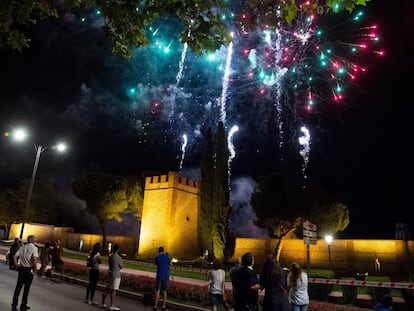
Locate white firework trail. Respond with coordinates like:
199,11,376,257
175,42,188,87
179,134,188,172
273,7,286,161
260,5,289,163
172,30,190,119
298,125,311,185
227,125,239,189
219,39,234,125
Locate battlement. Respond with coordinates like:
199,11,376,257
139,171,201,259
145,171,200,194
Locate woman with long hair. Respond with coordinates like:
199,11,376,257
38,240,52,278
287,262,309,311
208,259,227,311
84,242,102,305
259,255,290,311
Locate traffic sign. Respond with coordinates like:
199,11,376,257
303,237,317,245
303,221,317,245
303,229,317,238
303,221,317,231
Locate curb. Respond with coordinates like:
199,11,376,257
54,273,210,311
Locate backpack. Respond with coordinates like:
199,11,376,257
86,255,94,268
142,290,155,306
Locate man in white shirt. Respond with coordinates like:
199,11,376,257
11,235,39,311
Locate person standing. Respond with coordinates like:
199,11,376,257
11,235,39,311
287,262,309,311
8,238,22,270
229,257,242,299
208,259,227,311
229,257,242,281
373,295,393,311
85,242,102,305
50,240,64,273
232,252,260,311
101,243,123,311
38,240,52,278
259,255,290,311
153,246,171,311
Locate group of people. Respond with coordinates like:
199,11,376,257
210,252,394,311
10,236,169,311
9,239,392,311
37,240,64,278
83,242,123,311
84,243,171,311
10,235,65,310
207,252,309,311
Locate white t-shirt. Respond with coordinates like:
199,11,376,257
288,271,309,305
16,243,39,268
208,268,225,295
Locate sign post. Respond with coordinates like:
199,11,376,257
303,220,317,271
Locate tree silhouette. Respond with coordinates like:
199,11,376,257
72,172,142,253
252,171,349,260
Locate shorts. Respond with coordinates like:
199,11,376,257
107,274,121,290
209,293,223,306
155,277,169,291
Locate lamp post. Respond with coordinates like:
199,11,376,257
325,234,333,270
9,128,67,239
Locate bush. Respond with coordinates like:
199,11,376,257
365,276,390,304
341,278,357,304
308,269,335,301
61,260,210,305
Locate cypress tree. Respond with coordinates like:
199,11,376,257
199,122,230,260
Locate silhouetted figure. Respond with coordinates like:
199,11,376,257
232,252,260,311
9,238,22,270
50,240,64,273
374,295,393,311
38,240,52,278
229,257,242,302
259,254,290,311
153,246,171,311
85,242,102,305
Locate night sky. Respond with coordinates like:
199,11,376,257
0,0,412,238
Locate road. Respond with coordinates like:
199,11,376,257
0,262,164,311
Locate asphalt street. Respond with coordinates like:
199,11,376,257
0,260,177,311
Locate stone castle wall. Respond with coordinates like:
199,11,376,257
137,171,200,260
8,171,413,278
233,238,414,277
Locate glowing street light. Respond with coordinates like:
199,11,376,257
325,234,333,270
8,128,67,239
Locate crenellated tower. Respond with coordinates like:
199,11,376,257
138,171,200,260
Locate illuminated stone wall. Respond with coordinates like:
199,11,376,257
233,238,414,277
65,233,139,254
8,222,54,242
138,171,200,260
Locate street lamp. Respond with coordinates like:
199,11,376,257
325,234,333,270
9,128,67,239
